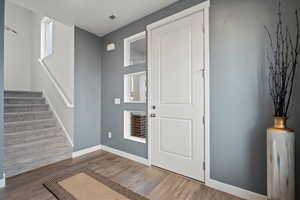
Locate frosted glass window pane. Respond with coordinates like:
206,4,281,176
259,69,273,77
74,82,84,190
130,38,146,65
45,22,53,57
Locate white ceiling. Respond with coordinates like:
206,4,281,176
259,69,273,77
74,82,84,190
8,0,179,37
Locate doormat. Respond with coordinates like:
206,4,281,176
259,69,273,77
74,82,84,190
43,169,149,200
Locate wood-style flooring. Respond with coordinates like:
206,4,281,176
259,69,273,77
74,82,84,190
0,150,243,200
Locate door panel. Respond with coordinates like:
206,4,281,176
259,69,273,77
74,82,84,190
150,10,205,181
160,25,192,104
160,118,192,159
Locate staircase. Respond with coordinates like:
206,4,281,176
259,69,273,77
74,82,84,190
4,90,72,177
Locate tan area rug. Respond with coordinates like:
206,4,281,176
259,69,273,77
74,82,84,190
43,169,149,200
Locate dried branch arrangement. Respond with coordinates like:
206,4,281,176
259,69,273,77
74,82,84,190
265,3,300,117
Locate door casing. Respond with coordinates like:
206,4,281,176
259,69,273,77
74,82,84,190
146,1,210,183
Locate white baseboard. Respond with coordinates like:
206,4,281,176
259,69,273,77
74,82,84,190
101,145,150,166
206,178,267,200
72,145,102,158
0,173,5,188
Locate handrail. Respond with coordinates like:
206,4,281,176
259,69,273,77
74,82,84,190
38,59,74,108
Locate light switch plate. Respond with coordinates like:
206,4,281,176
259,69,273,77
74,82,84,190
114,98,121,104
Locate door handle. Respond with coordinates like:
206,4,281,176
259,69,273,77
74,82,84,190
150,113,156,118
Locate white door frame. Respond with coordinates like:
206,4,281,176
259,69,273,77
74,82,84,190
146,0,210,183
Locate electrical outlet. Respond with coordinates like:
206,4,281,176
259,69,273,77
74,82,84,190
108,132,112,138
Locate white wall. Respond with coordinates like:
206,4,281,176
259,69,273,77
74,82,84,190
43,20,74,104
31,13,74,142
4,2,33,90
4,2,74,143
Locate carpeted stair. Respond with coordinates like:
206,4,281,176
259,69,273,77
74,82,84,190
4,90,72,177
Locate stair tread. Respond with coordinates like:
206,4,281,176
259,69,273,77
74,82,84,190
5,150,72,167
5,90,42,93
5,138,71,155
5,119,57,134
5,104,48,107
5,97,45,100
5,130,60,145
5,141,71,163
5,118,56,126
5,111,52,115
5,151,71,177
5,134,70,151
5,104,49,113
5,105,49,112
5,137,71,156
5,111,53,123
4,91,43,98
5,147,71,172
5,126,60,136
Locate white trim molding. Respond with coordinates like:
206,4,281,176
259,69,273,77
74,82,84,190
146,0,210,31
203,1,211,184
72,145,102,158
43,91,74,147
123,110,146,144
40,17,54,59
101,145,150,166
0,173,5,188
124,31,146,67
38,59,74,108
124,71,147,104
206,179,267,200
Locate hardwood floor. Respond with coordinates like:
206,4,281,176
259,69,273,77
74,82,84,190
0,150,243,200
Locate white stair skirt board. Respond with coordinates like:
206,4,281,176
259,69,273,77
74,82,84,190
206,179,267,200
43,91,73,147
101,145,150,166
72,145,102,158
0,174,5,188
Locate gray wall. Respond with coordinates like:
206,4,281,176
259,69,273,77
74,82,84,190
101,0,211,162
210,0,300,196
101,0,300,196
101,45,147,158
74,27,102,151
0,0,4,180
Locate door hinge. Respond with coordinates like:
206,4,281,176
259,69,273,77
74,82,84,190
202,116,205,124
203,25,205,34
203,162,206,170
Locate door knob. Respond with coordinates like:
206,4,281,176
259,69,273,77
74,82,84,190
150,113,156,118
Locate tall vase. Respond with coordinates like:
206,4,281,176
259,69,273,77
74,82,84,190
267,117,295,200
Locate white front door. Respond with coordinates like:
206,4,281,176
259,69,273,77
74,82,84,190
149,9,205,181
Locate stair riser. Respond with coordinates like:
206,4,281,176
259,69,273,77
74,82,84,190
5,120,57,133
5,91,42,98
5,112,53,123
5,151,71,177
5,129,60,146
5,105,49,113
5,98,45,105
5,138,70,160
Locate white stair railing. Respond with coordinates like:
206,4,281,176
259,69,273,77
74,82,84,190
38,59,74,108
